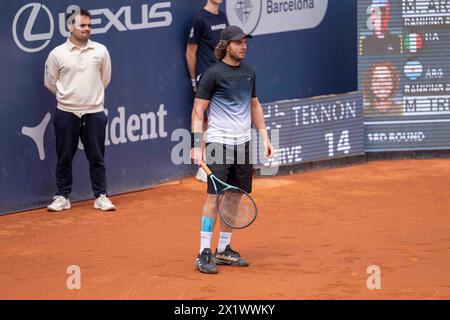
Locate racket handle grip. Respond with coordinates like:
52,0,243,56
200,163,212,176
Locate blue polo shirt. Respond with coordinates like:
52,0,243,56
187,9,228,77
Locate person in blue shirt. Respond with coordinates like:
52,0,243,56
186,0,229,183
186,0,228,92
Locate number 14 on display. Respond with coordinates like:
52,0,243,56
324,130,351,157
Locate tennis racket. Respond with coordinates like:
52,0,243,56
200,163,258,229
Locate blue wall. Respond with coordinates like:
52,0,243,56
247,0,357,101
0,0,357,214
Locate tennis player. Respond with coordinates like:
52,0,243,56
190,26,273,274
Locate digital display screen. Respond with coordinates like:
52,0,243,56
358,0,450,151
253,92,365,171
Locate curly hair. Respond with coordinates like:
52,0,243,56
214,40,230,60
364,62,399,104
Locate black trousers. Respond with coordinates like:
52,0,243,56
53,109,107,198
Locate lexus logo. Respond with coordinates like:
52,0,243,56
12,3,54,53
12,2,174,54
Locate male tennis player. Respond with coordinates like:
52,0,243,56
191,26,273,274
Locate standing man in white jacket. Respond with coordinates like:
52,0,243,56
44,8,115,212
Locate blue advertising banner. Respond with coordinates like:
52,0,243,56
0,0,357,214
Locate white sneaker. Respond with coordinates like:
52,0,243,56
94,194,116,211
195,168,208,183
47,196,71,212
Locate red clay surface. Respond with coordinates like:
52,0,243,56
0,159,449,299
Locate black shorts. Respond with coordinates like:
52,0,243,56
205,142,253,194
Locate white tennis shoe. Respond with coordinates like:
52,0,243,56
94,194,116,211
47,195,71,212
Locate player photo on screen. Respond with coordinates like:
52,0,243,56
363,61,402,117
360,0,402,56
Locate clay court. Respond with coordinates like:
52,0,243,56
0,159,449,300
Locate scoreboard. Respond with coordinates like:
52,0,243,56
253,92,364,173
358,0,450,151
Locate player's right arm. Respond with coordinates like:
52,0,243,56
44,51,58,95
191,68,216,165
190,98,210,165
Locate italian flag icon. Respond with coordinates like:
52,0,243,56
405,33,423,53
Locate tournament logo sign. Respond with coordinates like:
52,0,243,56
404,61,423,80
226,0,262,35
226,0,328,36
405,33,423,53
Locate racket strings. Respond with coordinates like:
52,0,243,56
217,188,256,228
